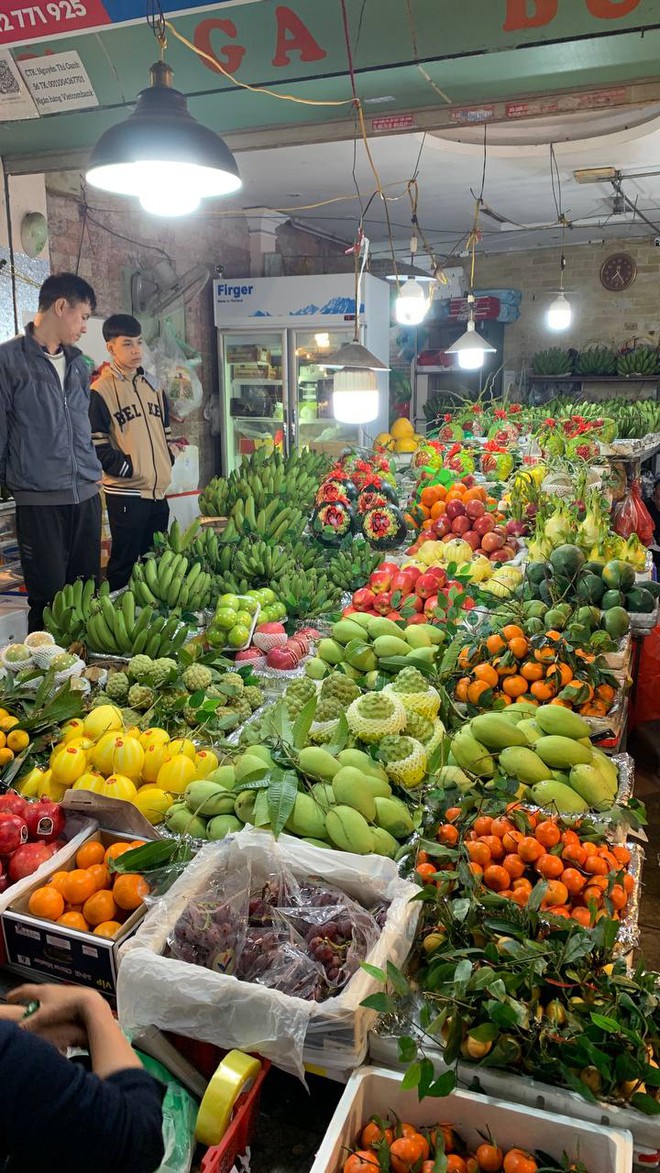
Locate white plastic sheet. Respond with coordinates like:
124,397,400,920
118,829,419,1079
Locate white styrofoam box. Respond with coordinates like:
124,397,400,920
117,830,420,1080
369,1032,658,1153
311,1067,633,1173
0,609,27,645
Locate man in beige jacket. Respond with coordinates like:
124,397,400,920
90,315,175,590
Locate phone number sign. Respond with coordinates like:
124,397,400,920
0,1,260,47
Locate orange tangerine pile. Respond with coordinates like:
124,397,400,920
27,838,150,939
455,626,615,717
344,1115,549,1173
405,478,502,535
422,810,633,926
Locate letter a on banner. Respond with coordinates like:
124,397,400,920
503,0,558,30
271,6,327,67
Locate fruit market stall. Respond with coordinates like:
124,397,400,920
0,426,657,1173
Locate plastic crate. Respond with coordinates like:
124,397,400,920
311,1067,633,1173
200,1060,270,1173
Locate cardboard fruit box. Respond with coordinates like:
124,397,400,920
2,793,159,1000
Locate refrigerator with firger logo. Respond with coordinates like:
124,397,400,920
213,273,390,473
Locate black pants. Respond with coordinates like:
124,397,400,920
105,495,169,592
16,495,102,633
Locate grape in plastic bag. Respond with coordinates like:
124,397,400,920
168,860,250,974
236,927,326,1002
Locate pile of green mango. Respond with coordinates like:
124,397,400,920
445,704,619,813
165,744,418,856
305,614,443,684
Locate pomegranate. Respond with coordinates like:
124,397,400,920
8,841,54,882
0,813,27,856
24,798,65,843
0,793,28,819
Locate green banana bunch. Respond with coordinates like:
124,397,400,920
233,540,289,587
531,348,573,376
573,347,617,376
85,590,191,658
616,346,660,377
129,551,213,612
277,569,341,621
199,448,330,521
43,577,98,646
328,542,383,593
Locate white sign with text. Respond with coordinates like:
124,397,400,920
19,50,98,114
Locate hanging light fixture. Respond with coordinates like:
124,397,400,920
395,277,430,326
546,150,572,331
325,234,389,424
446,297,496,371
86,9,241,217
446,199,496,372
546,219,572,332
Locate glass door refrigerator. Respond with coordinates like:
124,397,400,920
214,273,389,473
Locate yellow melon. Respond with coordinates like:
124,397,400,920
390,417,415,439
395,437,418,453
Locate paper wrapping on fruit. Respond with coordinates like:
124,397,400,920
117,830,419,1079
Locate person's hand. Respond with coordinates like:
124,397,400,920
7,984,104,1051
0,1002,26,1025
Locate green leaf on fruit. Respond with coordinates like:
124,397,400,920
292,696,318,750
267,769,298,838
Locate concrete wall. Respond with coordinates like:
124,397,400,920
472,236,660,375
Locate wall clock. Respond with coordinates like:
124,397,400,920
600,252,637,292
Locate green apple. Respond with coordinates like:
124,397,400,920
214,607,239,630
227,624,250,648
217,594,240,611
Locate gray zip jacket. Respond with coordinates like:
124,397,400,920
0,324,102,506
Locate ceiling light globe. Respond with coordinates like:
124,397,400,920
395,279,429,326
547,293,572,332
458,349,486,371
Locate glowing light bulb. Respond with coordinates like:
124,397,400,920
547,292,572,332
395,279,429,326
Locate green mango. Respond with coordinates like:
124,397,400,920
207,814,243,840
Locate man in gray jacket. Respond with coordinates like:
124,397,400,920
0,273,102,631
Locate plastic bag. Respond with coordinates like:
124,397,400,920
153,322,203,422
136,1051,198,1173
169,858,379,1000
613,479,655,545
168,858,250,974
118,831,421,1080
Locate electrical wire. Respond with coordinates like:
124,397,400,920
165,20,353,107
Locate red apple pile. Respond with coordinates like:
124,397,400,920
409,498,522,563
0,794,66,894
265,630,315,672
344,561,475,624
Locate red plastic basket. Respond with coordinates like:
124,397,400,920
165,1033,270,1173
200,1060,270,1173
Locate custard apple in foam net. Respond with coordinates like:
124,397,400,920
320,672,360,706
404,712,446,755
376,734,428,787
106,671,129,702
346,691,407,744
385,667,440,720
182,664,213,692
